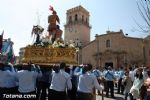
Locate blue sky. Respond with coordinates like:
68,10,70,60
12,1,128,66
0,0,148,55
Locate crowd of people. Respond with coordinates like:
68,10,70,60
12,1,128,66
93,65,150,100
0,62,150,100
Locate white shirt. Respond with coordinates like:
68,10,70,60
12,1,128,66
17,70,42,93
77,72,103,93
129,70,135,82
0,70,17,88
50,69,72,91
93,69,101,78
104,70,114,81
142,71,148,81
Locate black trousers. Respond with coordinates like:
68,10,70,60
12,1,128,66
97,78,101,94
118,78,124,94
68,84,77,100
106,81,114,97
48,89,67,100
129,93,136,100
0,87,5,100
19,91,36,100
76,91,93,100
0,87,18,100
36,81,50,100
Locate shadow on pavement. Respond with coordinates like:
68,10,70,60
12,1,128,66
114,97,124,100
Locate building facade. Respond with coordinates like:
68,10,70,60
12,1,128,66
81,30,150,68
64,5,91,46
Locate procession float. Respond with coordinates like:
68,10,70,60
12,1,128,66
21,6,77,65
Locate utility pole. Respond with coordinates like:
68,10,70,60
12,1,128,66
74,39,82,64
142,39,146,65
95,34,100,67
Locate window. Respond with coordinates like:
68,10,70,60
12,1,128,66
86,17,88,23
75,14,78,21
69,16,72,23
82,15,84,22
106,40,111,48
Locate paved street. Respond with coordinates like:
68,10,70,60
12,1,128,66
96,93,124,100
95,87,125,100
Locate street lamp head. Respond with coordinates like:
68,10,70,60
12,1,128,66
95,34,98,37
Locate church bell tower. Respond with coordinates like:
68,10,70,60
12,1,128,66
64,5,91,47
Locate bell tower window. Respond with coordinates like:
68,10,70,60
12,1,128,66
106,40,111,48
86,17,88,23
69,16,72,23
82,15,84,22
75,14,78,21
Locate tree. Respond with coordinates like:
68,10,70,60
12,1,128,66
136,0,150,33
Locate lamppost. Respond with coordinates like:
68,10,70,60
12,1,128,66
74,39,82,64
124,53,127,67
95,34,100,67
142,39,146,65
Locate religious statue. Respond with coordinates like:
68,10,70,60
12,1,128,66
55,25,63,40
48,10,60,32
31,25,44,45
48,6,63,43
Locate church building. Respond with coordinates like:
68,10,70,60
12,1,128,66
64,5,150,68
82,30,150,68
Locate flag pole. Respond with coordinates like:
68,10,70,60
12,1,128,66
0,30,4,53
